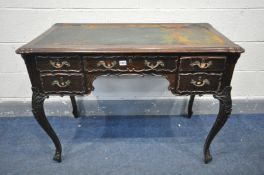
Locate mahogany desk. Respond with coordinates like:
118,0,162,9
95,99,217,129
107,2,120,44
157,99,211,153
16,23,244,163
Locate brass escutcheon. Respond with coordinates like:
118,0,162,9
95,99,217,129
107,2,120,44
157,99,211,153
52,77,71,88
97,60,117,69
144,60,165,69
190,60,212,69
190,77,210,87
50,60,71,69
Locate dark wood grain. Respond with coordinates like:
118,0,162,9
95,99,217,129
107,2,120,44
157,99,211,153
179,56,226,72
36,55,82,72
176,73,223,94
40,73,86,94
83,55,178,72
17,23,244,164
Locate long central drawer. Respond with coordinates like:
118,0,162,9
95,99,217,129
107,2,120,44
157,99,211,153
83,56,178,72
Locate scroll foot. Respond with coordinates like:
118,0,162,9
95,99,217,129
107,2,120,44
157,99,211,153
204,149,212,164
53,150,62,162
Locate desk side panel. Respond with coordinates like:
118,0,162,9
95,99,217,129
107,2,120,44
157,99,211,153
22,54,43,91
220,53,241,90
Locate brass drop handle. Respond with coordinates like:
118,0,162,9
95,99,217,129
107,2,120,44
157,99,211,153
52,78,71,88
190,60,212,69
97,60,117,69
145,60,165,69
50,60,71,69
190,78,210,87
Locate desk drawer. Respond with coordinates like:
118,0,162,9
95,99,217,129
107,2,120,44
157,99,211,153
36,56,82,72
84,56,177,72
179,56,226,72
40,73,85,94
176,73,222,93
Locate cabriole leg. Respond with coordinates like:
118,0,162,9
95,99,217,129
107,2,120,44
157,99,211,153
203,86,232,164
32,87,62,162
70,96,79,118
187,95,195,118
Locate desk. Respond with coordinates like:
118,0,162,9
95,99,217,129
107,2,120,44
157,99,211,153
16,23,244,163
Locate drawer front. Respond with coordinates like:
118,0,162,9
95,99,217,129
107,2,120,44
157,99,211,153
40,73,85,94
179,56,226,72
36,56,82,72
83,56,177,72
176,73,222,93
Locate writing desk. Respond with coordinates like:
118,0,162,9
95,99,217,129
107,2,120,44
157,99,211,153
16,23,244,163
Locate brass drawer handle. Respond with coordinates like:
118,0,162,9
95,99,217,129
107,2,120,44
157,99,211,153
190,78,210,87
144,60,165,69
50,60,71,69
52,78,71,88
97,61,117,69
190,60,212,69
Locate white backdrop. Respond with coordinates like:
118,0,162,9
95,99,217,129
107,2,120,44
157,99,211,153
0,0,263,99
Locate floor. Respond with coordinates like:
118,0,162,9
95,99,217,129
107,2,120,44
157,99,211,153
0,114,264,175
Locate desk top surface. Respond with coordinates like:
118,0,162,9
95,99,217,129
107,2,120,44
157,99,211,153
16,23,244,54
